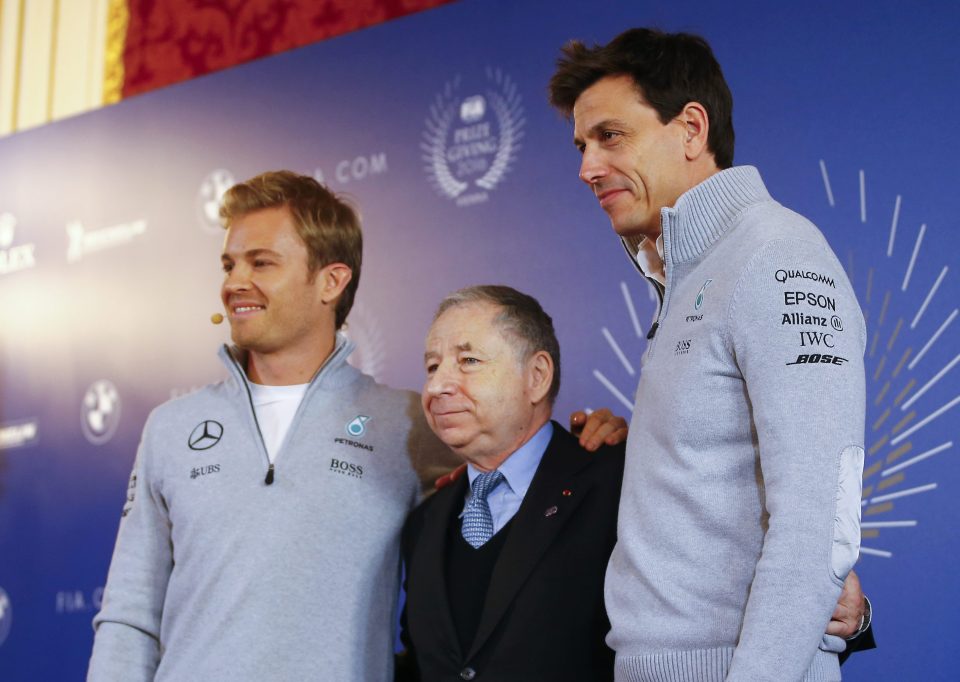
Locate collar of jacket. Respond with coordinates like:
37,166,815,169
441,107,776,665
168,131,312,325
619,165,771,275
217,331,359,394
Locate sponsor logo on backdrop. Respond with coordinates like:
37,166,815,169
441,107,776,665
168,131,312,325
314,153,388,186
55,587,103,614
342,303,386,382
66,219,147,263
188,420,223,451
0,419,39,451
591,162,957,562
197,169,236,234
0,588,11,646
81,380,121,445
0,213,37,276
422,67,525,207
0,587,13,646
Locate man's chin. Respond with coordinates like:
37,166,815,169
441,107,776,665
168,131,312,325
432,425,474,453
610,217,651,239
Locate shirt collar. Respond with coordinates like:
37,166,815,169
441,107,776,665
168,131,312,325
634,234,665,286
466,421,554,498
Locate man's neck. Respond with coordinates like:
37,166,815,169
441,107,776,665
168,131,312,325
468,410,552,473
246,335,337,386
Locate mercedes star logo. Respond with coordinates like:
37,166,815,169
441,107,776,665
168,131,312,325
188,420,223,451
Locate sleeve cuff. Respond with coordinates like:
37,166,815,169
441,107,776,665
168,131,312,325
846,595,872,640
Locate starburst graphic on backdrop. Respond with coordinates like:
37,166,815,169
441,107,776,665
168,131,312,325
820,160,955,559
590,162,956,560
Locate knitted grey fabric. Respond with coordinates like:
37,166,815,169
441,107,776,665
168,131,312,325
605,167,866,682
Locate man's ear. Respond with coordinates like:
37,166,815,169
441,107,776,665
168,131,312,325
678,101,710,161
527,350,555,405
317,263,353,305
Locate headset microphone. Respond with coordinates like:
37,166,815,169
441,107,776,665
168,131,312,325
211,313,224,325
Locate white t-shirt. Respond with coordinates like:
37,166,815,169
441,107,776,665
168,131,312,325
248,382,309,462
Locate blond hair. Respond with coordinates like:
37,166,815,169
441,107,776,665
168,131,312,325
220,170,362,328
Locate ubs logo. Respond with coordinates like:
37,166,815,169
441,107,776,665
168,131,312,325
188,420,223,451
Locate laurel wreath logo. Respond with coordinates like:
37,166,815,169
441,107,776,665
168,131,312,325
422,68,525,204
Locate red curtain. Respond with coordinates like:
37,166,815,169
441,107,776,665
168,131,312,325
122,0,455,98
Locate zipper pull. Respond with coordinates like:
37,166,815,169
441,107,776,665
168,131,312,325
646,321,659,340
265,463,275,485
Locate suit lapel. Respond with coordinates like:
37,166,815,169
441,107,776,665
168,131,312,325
467,425,595,660
410,476,468,662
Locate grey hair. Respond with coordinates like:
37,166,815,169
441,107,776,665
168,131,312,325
434,285,561,403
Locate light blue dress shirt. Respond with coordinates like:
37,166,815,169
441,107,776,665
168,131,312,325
462,421,554,535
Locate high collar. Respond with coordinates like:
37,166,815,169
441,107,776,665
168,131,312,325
621,166,771,273
218,331,359,391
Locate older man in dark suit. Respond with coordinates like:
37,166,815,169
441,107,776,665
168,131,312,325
399,285,624,681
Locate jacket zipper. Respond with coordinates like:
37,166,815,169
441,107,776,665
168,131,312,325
225,340,350,486
227,351,275,485
621,238,669,357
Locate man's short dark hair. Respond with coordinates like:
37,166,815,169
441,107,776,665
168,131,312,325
548,28,734,169
434,285,561,404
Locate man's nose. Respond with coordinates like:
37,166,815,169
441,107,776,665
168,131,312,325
425,363,457,396
222,265,250,294
578,146,608,186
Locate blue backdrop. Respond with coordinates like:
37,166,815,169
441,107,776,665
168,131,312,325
1,0,957,678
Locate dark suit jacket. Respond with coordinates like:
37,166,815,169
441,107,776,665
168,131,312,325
398,423,624,682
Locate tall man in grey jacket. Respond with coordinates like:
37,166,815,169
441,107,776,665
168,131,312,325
549,29,870,681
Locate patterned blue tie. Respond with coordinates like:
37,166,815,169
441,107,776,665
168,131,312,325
461,470,505,548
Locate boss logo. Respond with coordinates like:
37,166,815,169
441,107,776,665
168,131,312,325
330,458,364,479
786,353,848,366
